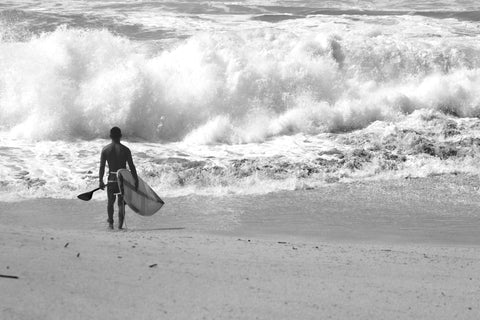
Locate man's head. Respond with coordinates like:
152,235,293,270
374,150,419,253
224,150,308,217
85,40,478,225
110,127,122,141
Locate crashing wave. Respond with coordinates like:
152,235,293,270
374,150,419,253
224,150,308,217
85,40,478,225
1,26,480,143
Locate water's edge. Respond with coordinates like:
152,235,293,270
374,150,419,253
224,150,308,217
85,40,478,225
2,174,479,246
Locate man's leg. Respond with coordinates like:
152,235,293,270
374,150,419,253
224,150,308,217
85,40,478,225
118,195,125,229
107,188,116,229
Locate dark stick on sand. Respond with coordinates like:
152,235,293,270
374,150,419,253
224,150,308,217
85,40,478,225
0,274,19,279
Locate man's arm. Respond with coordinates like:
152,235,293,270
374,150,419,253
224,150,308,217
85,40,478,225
99,150,106,190
127,149,139,189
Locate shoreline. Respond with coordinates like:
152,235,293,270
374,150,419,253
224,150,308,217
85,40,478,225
2,174,480,246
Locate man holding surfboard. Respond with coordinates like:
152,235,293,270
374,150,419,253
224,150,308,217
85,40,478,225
99,127,139,230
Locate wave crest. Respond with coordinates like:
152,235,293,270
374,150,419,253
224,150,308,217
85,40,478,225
1,26,480,143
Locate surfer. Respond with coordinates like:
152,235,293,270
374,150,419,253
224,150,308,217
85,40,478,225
99,127,139,230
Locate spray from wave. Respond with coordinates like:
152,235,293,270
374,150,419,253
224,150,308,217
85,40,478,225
1,25,480,143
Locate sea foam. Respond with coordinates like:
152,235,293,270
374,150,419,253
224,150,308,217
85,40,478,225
1,25,480,143
2,20,480,200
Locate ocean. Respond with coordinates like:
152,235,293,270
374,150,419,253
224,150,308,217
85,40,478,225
2,0,480,201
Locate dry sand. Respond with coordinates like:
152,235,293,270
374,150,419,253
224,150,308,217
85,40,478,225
1,223,479,320
2,177,480,319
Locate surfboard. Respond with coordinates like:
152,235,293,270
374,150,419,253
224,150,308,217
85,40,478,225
116,169,164,216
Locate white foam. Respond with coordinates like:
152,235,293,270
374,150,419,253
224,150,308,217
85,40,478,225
2,8,480,199
2,21,480,143
2,109,480,201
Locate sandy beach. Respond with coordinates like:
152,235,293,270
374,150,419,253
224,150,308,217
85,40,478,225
1,220,479,320
2,176,480,320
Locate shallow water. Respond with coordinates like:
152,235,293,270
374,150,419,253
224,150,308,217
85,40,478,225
2,176,479,245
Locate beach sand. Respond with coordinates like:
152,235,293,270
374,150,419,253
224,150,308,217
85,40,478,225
1,176,480,319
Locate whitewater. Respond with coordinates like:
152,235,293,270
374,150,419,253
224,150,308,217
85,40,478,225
2,0,480,200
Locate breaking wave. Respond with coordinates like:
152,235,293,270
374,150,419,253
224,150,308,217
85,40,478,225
2,107,480,201
1,26,480,143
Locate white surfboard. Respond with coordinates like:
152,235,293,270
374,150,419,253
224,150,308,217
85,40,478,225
117,169,164,216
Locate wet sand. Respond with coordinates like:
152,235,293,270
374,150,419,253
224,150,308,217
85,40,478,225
1,176,480,319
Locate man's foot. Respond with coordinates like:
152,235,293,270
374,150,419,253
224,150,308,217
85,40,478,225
108,223,114,230
118,215,124,230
